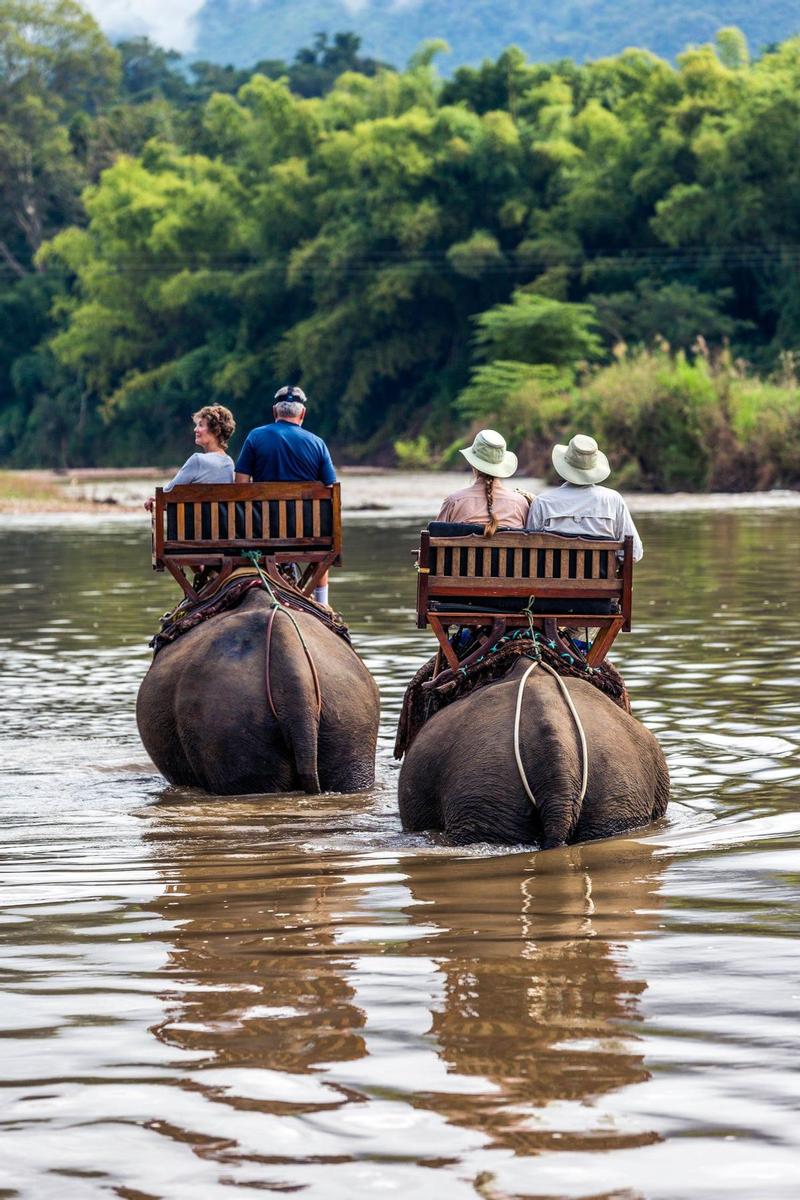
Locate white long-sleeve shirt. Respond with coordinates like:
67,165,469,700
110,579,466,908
525,482,643,561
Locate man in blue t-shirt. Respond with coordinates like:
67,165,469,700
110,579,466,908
235,386,336,487
235,386,337,605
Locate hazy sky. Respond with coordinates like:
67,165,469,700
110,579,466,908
82,1,419,54
83,0,207,52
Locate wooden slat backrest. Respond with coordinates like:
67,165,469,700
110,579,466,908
152,482,341,568
426,532,625,593
417,531,632,621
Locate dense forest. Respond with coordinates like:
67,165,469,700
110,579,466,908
193,0,799,74
3,1,800,488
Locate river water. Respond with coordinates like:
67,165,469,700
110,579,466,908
1,478,799,1199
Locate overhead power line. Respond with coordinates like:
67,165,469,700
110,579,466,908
5,243,800,281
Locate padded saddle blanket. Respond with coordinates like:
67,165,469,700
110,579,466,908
150,565,350,655
394,629,630,760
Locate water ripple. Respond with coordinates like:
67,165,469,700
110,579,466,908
1,508,800,1197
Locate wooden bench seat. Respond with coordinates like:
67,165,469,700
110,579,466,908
415,528,633,669
152,482,341,600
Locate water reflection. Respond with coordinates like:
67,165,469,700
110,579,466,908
148,826,368,1086
135,790,667,1181
398,842,665,1156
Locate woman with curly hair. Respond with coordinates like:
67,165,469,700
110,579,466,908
144,406,236,511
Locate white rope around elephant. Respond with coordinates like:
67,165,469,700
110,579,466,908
512,659,589,809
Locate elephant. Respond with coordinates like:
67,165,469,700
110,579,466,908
398,657,668,847
137,589,380,795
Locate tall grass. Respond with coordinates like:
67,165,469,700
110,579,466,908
445,348,800,490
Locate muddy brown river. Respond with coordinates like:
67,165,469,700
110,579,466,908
1,479,799,1198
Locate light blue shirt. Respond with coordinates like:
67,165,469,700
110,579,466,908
525,483,643,561
163,452,235,491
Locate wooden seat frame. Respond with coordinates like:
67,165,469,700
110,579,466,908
415,530,633,672
152,482,342,601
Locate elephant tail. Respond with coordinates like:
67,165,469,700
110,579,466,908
266,607,323,794
280,703,321,795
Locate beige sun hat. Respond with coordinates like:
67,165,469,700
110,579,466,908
552,434,610,485
460,429,518,478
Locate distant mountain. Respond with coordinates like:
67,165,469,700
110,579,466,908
192,0,800,69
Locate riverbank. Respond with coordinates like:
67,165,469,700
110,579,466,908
0,470,129,514
2,467,800,518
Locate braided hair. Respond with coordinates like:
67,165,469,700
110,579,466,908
481,472,499,537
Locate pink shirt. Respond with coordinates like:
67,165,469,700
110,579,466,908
436,479,530,528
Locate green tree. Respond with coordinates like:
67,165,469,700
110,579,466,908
0,0,119,273
457,292,601,433
287,31,387,98
590,281,747,349
471,290,602,365
7,14,800,477
42,142,253,459
116,37,189,104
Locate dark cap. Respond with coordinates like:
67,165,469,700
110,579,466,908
274,385,307,405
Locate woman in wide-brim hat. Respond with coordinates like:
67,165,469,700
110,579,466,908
436,429,530,534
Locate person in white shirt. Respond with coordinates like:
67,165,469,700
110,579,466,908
525,434,643,561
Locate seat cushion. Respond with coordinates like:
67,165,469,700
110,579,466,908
427,521,522,537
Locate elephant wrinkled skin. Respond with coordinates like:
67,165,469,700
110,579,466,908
137,590,379,795
398,658,668,847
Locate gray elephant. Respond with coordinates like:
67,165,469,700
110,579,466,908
137,590,379,795
398,658,668,847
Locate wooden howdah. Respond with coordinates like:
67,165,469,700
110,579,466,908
152,481,342,600
415,529,633,671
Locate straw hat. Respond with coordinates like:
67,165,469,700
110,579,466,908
460,429,518,478
552,434,610,485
